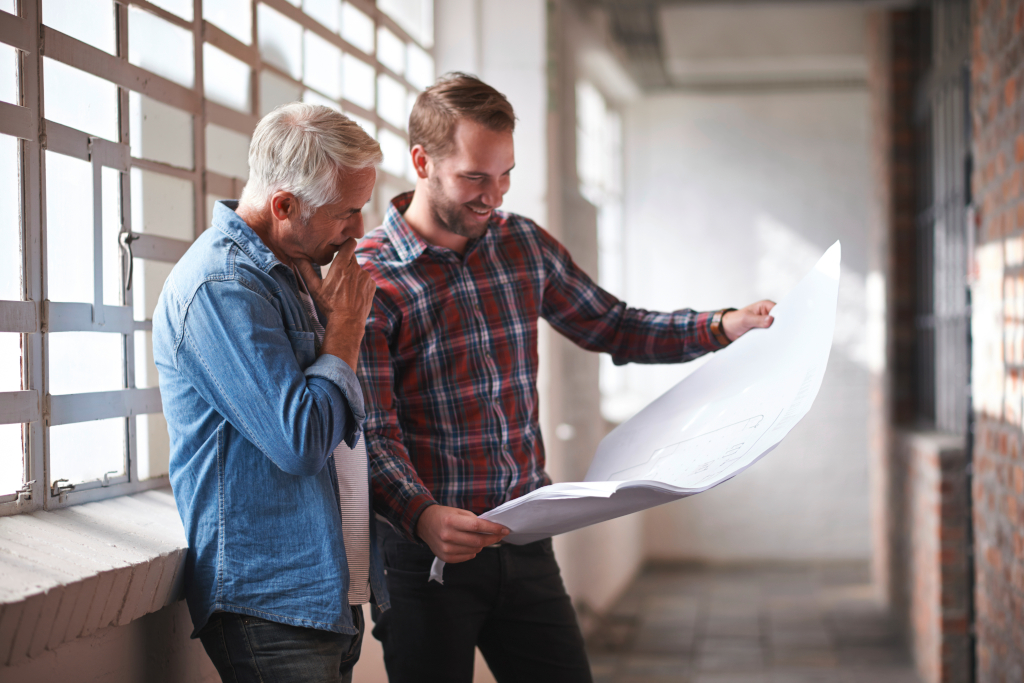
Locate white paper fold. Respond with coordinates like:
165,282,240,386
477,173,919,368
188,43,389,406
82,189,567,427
427,241,841,583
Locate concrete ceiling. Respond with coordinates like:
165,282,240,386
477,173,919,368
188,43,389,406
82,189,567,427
583,0,872,90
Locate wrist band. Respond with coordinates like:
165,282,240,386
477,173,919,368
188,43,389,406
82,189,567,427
714,308,737,346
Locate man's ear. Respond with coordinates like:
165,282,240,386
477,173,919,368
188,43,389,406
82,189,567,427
410,145,431,180
269,192,297,222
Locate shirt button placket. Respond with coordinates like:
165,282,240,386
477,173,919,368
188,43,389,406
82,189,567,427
463,266,514,489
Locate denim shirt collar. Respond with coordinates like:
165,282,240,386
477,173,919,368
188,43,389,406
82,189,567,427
212,200,285,274
212,200,329,288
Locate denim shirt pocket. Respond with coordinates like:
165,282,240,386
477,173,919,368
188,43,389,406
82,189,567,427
286,329,317,369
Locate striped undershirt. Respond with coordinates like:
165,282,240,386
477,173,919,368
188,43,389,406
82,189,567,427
296,279,371,605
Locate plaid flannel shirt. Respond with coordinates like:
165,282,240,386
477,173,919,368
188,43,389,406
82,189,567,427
356,192,732,539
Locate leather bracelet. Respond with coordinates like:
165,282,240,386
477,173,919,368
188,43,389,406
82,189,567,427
713,308,737,346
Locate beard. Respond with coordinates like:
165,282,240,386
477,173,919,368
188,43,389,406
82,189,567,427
428,173,490,240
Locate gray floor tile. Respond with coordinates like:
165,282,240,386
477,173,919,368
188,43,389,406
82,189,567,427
586,563,921,683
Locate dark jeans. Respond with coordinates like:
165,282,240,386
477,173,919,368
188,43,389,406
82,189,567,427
372,525,592,683
198,608,364,683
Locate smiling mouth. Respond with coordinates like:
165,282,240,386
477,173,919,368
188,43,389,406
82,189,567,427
467,206,491,217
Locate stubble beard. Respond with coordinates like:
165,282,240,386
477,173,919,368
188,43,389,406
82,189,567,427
428,173,489,241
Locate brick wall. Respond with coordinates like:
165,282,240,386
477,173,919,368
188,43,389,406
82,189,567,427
899,432,972,683
869,7,978,683
971,0,1024,678
973,422,1024,679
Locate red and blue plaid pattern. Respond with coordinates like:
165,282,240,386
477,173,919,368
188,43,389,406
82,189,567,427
356,192,729,539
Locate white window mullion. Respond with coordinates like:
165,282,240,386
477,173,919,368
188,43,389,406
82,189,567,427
13,0,46,514
0,391,40,425
191,0,206,241
0,300,38,333
0,100,34,140
91,156,106,322
49,387,162,426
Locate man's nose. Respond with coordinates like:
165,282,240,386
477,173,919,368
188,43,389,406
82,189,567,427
344,215,365,240
481,179,504,209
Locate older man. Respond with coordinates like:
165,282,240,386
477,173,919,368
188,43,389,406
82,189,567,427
153,103,389,683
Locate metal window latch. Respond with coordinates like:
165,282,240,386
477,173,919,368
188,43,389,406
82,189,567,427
120,231,139,292
51,479,75,497
101,470,119,487
16,480,35,503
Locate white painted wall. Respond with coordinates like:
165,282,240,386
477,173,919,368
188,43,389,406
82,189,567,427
622,89,875,561
434,0,548,223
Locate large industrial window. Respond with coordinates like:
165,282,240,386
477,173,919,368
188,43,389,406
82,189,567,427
0,0,433,516
914,0,970,434
575,80,627,422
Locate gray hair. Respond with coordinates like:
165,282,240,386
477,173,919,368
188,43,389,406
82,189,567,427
240,103,383,222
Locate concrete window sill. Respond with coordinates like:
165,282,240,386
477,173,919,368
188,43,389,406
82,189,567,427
0,489,188,667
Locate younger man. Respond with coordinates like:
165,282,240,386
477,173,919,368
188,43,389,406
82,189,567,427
357,74,775,682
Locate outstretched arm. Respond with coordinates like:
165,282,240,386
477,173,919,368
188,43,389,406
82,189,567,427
536,225,771,363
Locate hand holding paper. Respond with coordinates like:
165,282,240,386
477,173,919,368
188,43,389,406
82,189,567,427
429,242,841,583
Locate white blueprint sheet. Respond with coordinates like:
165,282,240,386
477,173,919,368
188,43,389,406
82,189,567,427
428,242,840,583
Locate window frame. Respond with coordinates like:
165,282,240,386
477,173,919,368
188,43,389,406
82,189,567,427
0,0,430,516
913,0,971,435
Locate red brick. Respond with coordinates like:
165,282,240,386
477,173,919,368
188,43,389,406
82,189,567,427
1008,77,1019,108
988,544,1003,574
1012,567,1024,596
1015,465,1024,494
1016,133,1024,163
975,53,989,82
943,615,969,634
1009,170,1022,200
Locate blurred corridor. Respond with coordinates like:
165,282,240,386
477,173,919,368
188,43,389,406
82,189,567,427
587,563,919,683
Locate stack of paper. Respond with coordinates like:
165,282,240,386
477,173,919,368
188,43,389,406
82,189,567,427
428,242,841,583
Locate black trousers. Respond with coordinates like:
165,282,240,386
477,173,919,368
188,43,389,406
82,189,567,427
371,525,593,683
198,608,363,683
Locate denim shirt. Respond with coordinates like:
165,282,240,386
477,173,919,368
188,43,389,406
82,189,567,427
153,201,390,637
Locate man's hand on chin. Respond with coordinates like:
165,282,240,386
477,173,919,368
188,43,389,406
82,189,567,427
416,504,510,563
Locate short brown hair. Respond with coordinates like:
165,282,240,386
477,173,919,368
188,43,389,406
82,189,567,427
409,72,516,159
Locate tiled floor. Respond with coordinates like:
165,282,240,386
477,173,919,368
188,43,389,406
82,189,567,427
586,563,922,683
